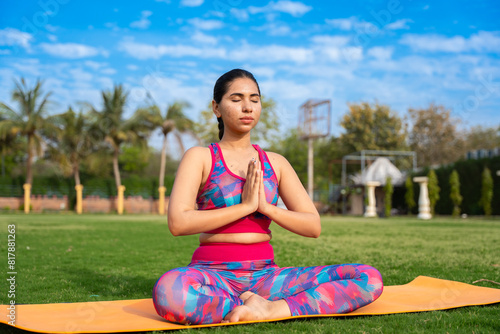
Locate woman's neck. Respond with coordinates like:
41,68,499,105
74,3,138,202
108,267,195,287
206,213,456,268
219,133,253,150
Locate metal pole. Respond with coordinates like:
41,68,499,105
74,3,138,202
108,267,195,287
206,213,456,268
361,150,365,175
342,157,346,214
307,137,314,199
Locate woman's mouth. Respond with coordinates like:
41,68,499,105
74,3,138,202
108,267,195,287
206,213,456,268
240,117,254,124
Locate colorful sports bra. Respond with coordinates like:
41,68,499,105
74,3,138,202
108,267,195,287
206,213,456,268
196,143,279,234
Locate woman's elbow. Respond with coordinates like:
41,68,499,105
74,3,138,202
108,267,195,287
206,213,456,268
310,225,321,238
167,213,184,236
310,215,321,238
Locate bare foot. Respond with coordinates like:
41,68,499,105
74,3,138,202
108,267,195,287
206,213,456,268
223,291,290,323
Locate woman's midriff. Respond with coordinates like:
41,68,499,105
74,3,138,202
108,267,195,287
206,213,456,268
199,232,272,244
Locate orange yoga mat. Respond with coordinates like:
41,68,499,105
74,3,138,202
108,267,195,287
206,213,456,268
1,276,499,333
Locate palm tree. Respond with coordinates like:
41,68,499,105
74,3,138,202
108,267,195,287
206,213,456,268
0,114,22,177
136,101,197,214
91,84,152,214
48,107,97,213
0,78,55,212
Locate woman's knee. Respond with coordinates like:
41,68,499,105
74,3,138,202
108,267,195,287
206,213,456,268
152,269,198,324
360,264,383,299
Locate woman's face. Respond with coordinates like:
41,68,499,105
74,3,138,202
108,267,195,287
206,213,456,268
213,77,261,135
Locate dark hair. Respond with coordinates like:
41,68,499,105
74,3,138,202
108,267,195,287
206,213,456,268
213,69,260,140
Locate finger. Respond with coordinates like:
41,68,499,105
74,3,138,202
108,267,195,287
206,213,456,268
246,160,255,182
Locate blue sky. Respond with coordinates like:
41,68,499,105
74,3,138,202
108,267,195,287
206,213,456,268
1,0,499,150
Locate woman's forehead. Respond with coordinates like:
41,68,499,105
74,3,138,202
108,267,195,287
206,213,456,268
226,77,260,95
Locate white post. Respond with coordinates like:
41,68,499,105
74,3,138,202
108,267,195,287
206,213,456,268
413,176,432,220
307,137,314,199
364,181,380,217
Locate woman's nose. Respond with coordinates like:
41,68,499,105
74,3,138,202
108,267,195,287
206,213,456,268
242,100,252,113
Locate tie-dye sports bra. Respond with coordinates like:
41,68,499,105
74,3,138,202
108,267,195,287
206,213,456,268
196,143,279,234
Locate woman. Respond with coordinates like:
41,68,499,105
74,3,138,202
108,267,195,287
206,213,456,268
152,69,383,325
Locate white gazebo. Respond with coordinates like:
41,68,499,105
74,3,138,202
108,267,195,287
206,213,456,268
349,158,406,216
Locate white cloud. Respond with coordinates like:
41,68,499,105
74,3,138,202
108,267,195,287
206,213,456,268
326,18,354,30
181,0,204,7
311,35,350,47
229,43,313,63
386,19,412,30
69,67,93,82
326,17,378,33
230,8,249,22
130,10,153,29
187,18,223,30
252,22,291,36
248,1,312,17
400,31,500,53
469,31,500,53
126,64,139,71
191,31,218,45
84,60,104,70
47,34,57,42
101,68,116,75
0,49,11,55
119,39,225,60
39,42,102,58
401,34,466,52
367,46,393,60
0,28,33,49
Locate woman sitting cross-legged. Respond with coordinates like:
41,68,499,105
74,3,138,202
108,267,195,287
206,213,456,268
152,69,383,325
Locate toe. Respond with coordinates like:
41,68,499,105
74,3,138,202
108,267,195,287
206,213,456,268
239,291,255,301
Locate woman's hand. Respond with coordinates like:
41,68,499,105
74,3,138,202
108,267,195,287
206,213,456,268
257,170,271,215
241,159,260,212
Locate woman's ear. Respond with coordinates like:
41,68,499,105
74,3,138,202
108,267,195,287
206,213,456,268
212,100,221,118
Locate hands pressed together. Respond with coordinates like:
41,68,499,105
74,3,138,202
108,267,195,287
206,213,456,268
241,158,269,215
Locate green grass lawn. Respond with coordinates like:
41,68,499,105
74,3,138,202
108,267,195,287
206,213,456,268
0,214,499,333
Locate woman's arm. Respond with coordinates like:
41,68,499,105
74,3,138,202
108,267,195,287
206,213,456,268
257,153,321,238
167,147,260,236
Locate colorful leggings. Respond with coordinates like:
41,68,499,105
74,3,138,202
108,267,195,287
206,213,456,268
152,259,383,324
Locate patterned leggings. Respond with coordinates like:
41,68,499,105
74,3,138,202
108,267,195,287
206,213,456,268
152,259,383,324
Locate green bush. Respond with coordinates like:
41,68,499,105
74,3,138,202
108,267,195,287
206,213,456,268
449,170,463,217
384,176,393,217
479,167,493,216
402,156,499,216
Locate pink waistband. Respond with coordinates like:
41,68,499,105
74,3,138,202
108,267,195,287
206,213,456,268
191,241,274,262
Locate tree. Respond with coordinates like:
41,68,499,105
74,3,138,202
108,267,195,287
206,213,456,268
90,85,152,192
196,96,279,145
119,144,150,174
408,103,465,167
48,107,96,186
384,176,393,217
0,113,24,177
449,170,462,217
405,176,416,215
427,169,440,216
479,167,493,216
136,101,196,190
464,125,500,152
0,78,55,185
268,129,309,184
340,102,408,154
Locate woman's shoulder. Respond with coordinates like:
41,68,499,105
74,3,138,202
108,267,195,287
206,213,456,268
261,150,291,169
181,146,212,163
